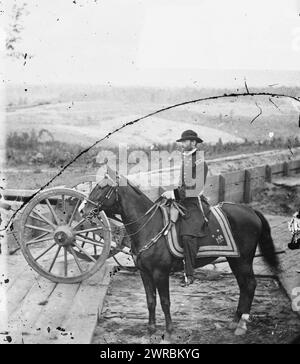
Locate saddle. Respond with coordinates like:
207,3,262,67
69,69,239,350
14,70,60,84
160,200,239,258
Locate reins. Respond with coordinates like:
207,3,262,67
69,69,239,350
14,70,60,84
86,177,179,259
86,173,165,229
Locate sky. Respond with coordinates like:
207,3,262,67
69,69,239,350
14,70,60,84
2,0,300,87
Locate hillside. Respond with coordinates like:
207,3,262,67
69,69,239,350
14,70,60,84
5,85,300,147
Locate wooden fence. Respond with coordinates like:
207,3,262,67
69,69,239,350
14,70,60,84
143,158,300,204
3,159,300,206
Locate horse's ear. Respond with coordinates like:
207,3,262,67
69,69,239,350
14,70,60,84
104,164,128,186
98,177,109,188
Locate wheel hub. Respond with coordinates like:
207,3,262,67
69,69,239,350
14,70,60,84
54,225,75,246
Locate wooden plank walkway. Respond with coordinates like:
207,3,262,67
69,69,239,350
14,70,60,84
0,251,114,344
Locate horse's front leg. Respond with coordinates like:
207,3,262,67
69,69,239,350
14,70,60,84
140,270,157,334
153,268,173,341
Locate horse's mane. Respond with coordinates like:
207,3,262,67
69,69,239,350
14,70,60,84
126,179,154,204
127,180,142,195
105,165,154,204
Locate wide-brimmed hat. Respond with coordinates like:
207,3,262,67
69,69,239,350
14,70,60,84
176,130,203,143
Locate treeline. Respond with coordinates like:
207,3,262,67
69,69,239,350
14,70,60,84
6,84,300,107
6,129,300,168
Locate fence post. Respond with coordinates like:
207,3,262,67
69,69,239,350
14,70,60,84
218,174,225,202
244,169,251,203
265,165,272,183
283,161,290,177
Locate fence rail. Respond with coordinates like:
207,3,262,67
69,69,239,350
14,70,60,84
3,159,300,206
143,158,300,203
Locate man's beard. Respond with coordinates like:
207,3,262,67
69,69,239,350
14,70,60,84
183,145,194,152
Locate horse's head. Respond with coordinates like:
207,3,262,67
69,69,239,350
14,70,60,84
81,166,123,219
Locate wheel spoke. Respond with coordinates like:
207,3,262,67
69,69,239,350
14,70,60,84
46,199,60,225
30,209,57,229
48,246,62,272
70,217,85,230
93,233,97,255
35,242,57,261
25,224,53,234
61,194,66,219
81,232,89,248
29,213,47,224
64,247,68,277
73,242,96,262
75,226,103,234
76,235,104,247
25,231,49,243
26,233,53,246
68,199,81,226
69,246,84,273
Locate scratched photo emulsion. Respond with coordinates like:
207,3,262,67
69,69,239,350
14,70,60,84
1,0,300,347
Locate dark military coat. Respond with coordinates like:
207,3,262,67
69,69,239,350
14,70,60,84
173,149,209,237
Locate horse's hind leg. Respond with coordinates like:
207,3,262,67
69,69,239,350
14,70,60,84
140,270,157,334
153,268,173,341
227,257,257,335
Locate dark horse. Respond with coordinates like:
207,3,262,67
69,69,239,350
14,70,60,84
82,168,280,340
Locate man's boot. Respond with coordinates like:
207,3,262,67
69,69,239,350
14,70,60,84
181,235,198,287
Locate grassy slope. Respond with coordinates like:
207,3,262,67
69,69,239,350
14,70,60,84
159,97,299,141
6,88,299,147
5,86,300,189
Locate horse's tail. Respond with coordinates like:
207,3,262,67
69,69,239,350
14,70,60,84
253,209,281,274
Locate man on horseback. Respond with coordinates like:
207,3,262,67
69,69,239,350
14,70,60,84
161,130,209,286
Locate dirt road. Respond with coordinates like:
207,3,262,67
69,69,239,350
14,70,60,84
92,269,300,344
92,181,300,344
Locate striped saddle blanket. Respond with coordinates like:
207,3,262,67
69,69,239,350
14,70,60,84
161,204,239,259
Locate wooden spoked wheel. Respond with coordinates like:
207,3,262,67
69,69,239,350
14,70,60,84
19,188,111,283
70,175,133,262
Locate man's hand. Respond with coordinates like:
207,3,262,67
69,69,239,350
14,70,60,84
161,190,175,199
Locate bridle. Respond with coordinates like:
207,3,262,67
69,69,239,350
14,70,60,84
85,174,158,230
85,174,119,220
84,173,183,260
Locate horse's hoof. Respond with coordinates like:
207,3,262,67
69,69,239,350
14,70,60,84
234,327,247,336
